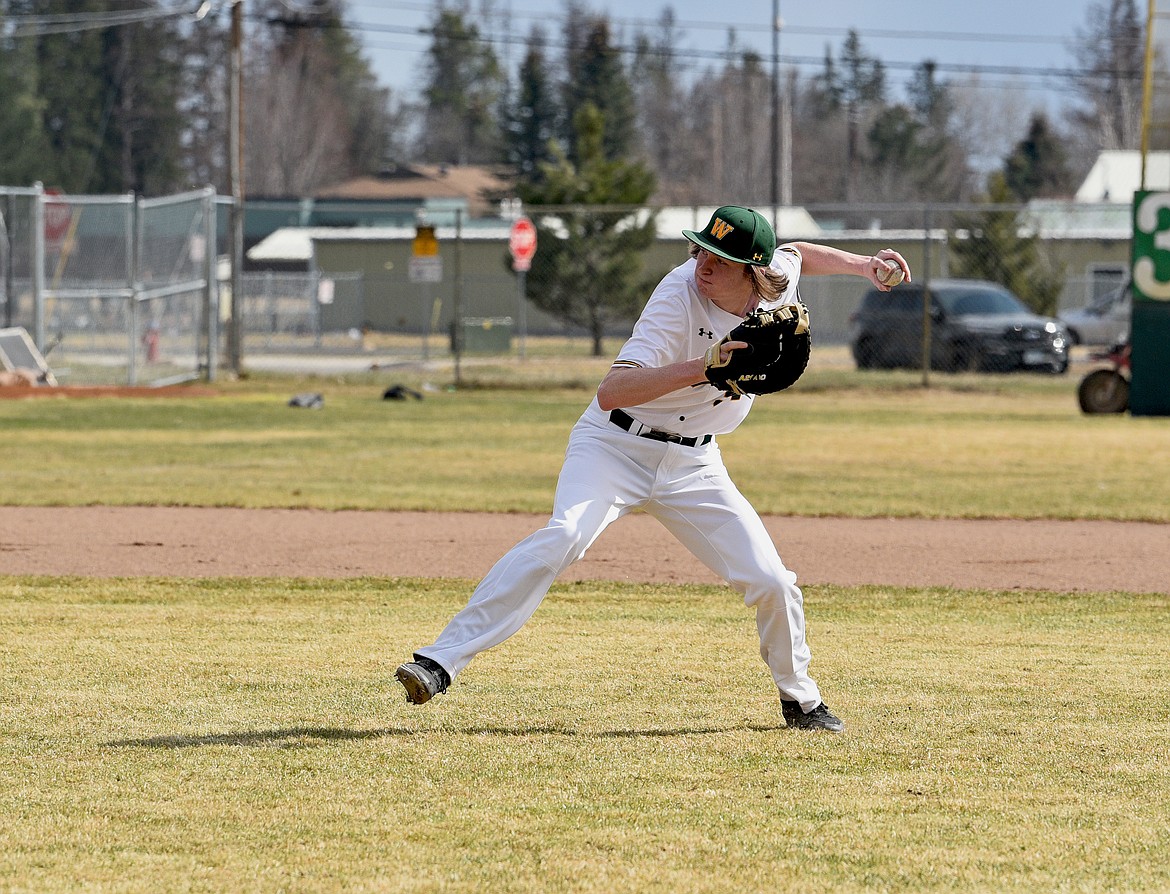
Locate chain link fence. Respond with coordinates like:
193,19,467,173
2,191,1133,382
239,270,366,352
1,185,218,386
286,201,1131,376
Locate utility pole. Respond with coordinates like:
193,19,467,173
782,69,792,208
770,3,792,223
1139,0,1156,190
770,0,780,225
228,0,244,375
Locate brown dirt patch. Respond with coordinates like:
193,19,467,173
1,507,1166,594
0,385,218,399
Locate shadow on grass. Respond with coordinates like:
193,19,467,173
105,722,785,749
105,726,412,749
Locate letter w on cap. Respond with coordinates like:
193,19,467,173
710,218,734,239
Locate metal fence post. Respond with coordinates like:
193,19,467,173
0,197,8,329
32,183,45,351
129,194,143,386
516,269,527,360
921,204,933,388
203,187,218,381
453,208,463,386
312,268,322,349
227,0,245,376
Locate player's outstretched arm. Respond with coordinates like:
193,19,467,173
788,241,911,292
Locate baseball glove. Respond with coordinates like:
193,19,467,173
703,302,811,396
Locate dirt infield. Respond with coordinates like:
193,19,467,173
0,385,219,399
1,506,1166,594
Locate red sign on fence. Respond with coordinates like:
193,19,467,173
509,217,537,272
43,188,72,244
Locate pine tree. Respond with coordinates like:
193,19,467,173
104,9,186,194
867,104,923,190
951,172,1064,315
0,13,51,186
839,30,885,201
866,61,969,203
504,26,559,181
806,30,885,203
0,0,187,194
517,103,657,356
318,6,396,177
179,10,230,191
1003,113,1073,201
24,0,119,191
419,6,505,165
561,9,636,165
905,61,968,200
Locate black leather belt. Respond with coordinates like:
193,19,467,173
609,409,713,447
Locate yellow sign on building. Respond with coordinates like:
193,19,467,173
412,225,439,257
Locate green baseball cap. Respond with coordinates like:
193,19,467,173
682,205,776,266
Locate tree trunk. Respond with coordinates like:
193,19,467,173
591,302,605,356
592,329,605,357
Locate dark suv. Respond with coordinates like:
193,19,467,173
850,279,1070,374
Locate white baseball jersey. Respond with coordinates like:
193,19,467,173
581,244,803,437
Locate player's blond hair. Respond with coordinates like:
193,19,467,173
688,243,788,301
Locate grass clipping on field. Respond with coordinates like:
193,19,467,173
1,577,1167,893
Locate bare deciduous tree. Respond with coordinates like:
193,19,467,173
948,76,1034,192
244,37,352,196
629,11,690,202
1070,0,1145,151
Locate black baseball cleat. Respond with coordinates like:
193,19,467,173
395,655,450,705
782,700,845,733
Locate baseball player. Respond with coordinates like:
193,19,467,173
397,205,910,732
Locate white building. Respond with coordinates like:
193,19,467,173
1075,150,1170,203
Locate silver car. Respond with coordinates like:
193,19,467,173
1060,283,1131,347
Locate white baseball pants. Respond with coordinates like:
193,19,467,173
417,411,824,711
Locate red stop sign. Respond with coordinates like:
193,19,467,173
509,217,537,271
43,188,72,243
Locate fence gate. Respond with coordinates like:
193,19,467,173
0,184,217,387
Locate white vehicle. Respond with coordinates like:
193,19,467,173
1060,283,1131,347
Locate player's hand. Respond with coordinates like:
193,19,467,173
702,334,748,381
869,249,911,291
701,339,749,379
718,340,748,364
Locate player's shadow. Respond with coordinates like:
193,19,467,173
105,727,412,749
105,722,782,749
598,723,784,738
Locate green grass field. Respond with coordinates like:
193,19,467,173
1,362,1167,519
1,578,1167,892
2,365,1168,892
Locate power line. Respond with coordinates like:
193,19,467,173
357,37,1131,100
6,1,1153,97
1,5,186,36
355,1,1086,50
3,7,170,24
349,19,1155,92
345,0,1163,102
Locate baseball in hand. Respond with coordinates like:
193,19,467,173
877,260,905,287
